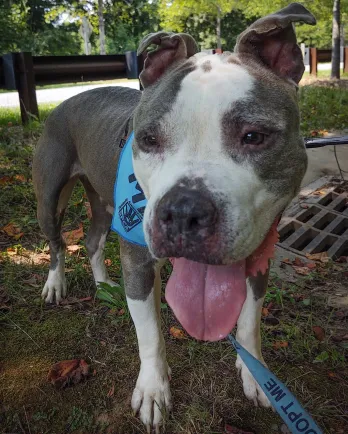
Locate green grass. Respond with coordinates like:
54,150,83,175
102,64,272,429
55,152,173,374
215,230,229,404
0,103,58,127
299,85,348,136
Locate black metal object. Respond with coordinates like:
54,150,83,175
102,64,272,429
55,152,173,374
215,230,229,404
305,136,348,148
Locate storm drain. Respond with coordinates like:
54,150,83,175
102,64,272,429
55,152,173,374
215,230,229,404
277,182,348,258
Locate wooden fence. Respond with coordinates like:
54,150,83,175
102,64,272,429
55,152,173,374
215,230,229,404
309,47,348,76
0,51,143,124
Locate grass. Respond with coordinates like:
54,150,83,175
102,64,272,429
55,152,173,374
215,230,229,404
0,81,348,434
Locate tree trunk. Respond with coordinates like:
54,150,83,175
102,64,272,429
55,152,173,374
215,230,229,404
331,0,340,79
216,4,221,50
98,0,106,55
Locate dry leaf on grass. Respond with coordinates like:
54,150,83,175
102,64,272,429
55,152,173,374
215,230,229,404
305,252,329,263
170,326,186,339
67,244,83,253
1,222,24,240
312,326,325,341
281,258,291,264
104,259,112,267
261,307,269,317
293,257,305,267
273,341,289,350
293,266,311,276
47,359,89,389
62,223,84,245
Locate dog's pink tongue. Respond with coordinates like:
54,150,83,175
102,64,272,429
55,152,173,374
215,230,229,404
165,259,246,342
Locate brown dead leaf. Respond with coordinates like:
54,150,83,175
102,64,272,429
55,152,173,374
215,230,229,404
261,307,269,317
14,174,26,182
85,201,92,220
273,341,289,350
104,259,112,267
293,266,311,276
107,384,115,398
281,258,291,264
307,262,316,270
47,359,89,389
62,223,84,245
312,326,325,341
293,257,305,267
170,326,186,339
6,247,18,256
313,190,327,196
0,176,13,185
305,252,329,263
118,308,125,316
67,244,83,253
1,222,24,239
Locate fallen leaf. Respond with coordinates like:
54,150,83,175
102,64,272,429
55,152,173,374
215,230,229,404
62,223,84,245
92,369,97,376
1,222,23,239
6,247,18,256
293,266,311,276
294,293,304,302
104,259,112,267
293,257,305,267
107,384,115,398
261,307,269,317
14,174,26,182
85,201,92,220
67,244,83,253
273,341,289,350
328,371,339,380
313,190,327,196
170,326,186,339
225,425,254,434
312,326,325,341
305,252,329,263
118,308,125,316
307,262,316,270
281,258,291,264
47,359,89,389
7,121,13,127
0,176,13,185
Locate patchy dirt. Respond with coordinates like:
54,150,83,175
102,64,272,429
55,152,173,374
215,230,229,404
1,124,348,434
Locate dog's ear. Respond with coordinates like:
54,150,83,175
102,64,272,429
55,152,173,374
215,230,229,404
137,32,198,87
234,3,316,84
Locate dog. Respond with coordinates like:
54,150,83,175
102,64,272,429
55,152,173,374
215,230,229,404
32,3,315,431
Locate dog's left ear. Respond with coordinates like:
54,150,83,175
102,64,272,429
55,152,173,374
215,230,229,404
137,32,198,88
234,2,316,84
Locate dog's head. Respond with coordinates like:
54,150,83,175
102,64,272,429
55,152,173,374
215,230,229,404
133,3,316,266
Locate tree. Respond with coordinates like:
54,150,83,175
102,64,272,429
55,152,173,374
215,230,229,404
98,0,106,54
331,0,340,79
159,0,238,50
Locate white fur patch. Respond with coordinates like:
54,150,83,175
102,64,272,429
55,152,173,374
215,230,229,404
42,250,66,304
235,279,271,407
133,56,288,261
90,232,118,287
127,273,171,428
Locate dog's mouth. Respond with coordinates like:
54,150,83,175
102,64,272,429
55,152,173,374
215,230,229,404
165,219,279,341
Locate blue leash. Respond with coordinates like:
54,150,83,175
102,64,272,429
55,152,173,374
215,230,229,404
227,335,323,434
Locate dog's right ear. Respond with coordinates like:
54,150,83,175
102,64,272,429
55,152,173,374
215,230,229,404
137,32,198,88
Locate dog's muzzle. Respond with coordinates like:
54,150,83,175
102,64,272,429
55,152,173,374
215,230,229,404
150,185,219,261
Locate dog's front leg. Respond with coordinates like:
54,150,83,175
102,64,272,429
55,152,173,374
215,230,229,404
235,269,272,408
120,239,171,432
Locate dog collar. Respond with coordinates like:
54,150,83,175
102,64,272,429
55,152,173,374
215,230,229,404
111,132,148,247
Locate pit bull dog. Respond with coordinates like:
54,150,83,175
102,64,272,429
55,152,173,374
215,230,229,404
32,3,315,431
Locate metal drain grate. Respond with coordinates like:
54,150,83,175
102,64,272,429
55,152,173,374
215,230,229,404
278,184,348,258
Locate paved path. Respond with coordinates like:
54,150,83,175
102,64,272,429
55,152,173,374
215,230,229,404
0,81,140,108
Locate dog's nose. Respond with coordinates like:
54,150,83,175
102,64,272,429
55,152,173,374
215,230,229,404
157,186,217,235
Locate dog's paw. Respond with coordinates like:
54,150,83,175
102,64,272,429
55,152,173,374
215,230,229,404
236,354,271,408
132,362,172,432
41,269,67,304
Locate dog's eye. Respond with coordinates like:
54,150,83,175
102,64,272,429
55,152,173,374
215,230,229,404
144,135,158,147
242,132,265,146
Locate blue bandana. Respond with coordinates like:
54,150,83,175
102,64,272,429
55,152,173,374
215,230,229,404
111,132,148,247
